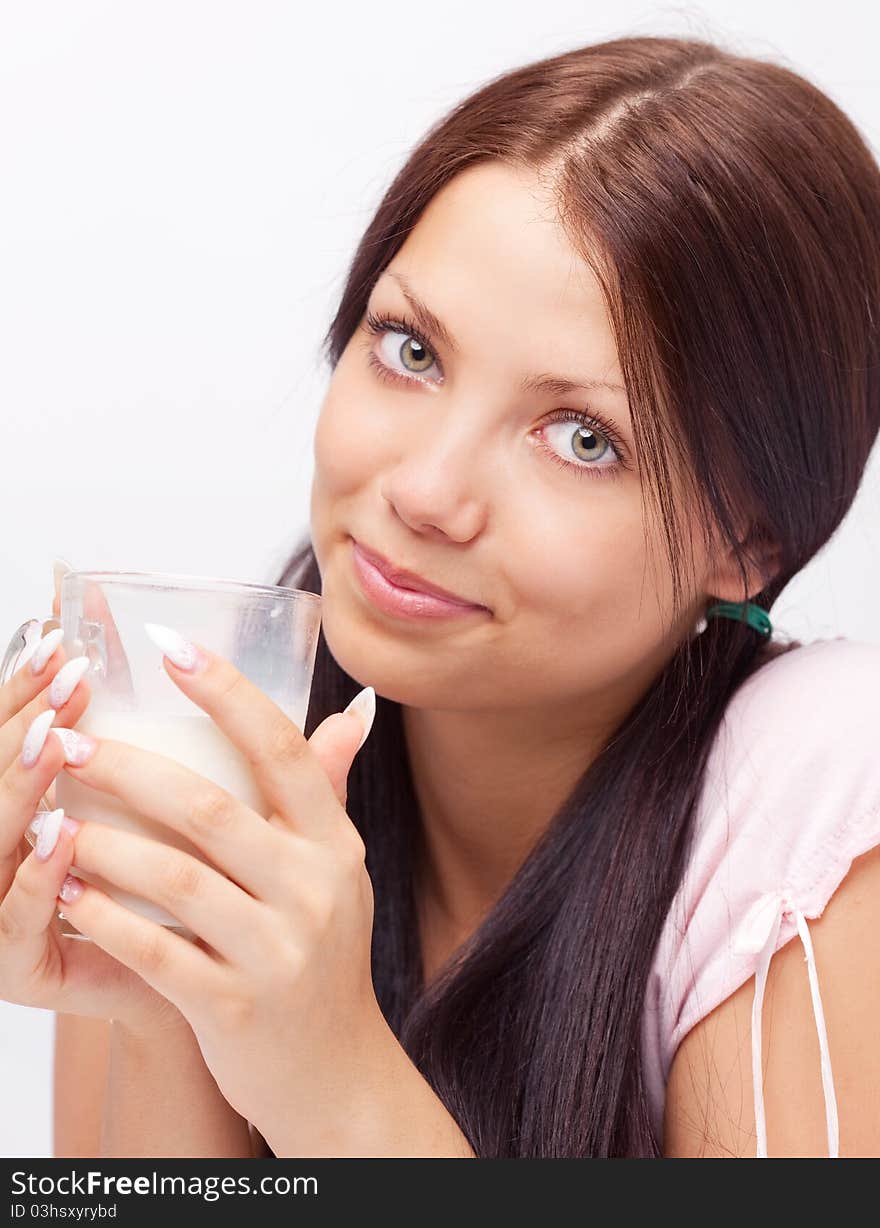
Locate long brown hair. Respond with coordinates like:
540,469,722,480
275,35,880,1155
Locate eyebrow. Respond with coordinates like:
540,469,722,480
379,269,628,398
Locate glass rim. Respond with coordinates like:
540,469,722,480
63,569,322,605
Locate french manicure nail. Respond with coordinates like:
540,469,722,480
48,656,90,708
35,808,65,860
21,708,57,767
143,622,205,672
50,727,97,766
344,685,376,752
32,810,80,839
59,874,84,904
29,628,65,676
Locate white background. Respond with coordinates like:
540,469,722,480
2,1,879,1156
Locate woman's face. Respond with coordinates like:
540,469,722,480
309,161,706,723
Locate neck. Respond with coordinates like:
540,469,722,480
403,699,611,944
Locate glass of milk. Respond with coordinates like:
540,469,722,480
35,570,321,940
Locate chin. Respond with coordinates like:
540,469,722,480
320,603,472,710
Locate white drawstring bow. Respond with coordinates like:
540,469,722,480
732,889,839,1158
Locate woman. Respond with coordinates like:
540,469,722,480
3,33,880,1157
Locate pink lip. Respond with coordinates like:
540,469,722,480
350,539,490,621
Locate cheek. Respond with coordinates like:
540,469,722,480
502,507,673,705
510,489,653,625
309,371,391,601
313,396,358,492
313,369,390,496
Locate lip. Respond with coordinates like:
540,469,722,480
350,539,490,620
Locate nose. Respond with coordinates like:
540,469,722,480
381,450,488,541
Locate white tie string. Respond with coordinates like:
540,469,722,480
733,890,839,1158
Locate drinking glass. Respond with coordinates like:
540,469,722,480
2,570,322,940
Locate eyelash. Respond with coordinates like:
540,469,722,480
361,310,628,483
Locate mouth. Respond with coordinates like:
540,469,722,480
350,537,490,614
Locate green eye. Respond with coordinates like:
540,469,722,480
362,307,630,485
536,411,627,483
363,310,443,386
395,334,434,374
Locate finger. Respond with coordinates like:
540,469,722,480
0,627,68,728
0,714,70,896
67,818,276,967
306,707,372,809
0,658,92,778
51,872,225,1022
0,821,76,978
46,923,174,1022
139,624,350,841
7,619,59,682
58,735,288,901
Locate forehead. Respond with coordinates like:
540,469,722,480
383,161,624,391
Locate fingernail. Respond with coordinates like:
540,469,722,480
21,708,57,767
29,627,65,676
50,727,97,766
59,874,84,904
33,810,80,837
35,808,65,860
143,622,206,672
48,656,90,708
343,685,376,752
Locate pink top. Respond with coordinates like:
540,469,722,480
641,636,880,1156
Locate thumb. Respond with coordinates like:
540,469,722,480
306,686,376,807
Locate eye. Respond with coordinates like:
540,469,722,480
535,410,628,483
362,311,443,386
361,309,630,483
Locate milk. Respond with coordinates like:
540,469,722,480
55,709,290,933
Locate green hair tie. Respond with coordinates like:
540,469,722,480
705,600,773,637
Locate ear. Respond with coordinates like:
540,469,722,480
704,521,782,605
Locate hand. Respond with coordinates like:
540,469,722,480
0,574,183,1035
52,624,384,1143
42,561,136,805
